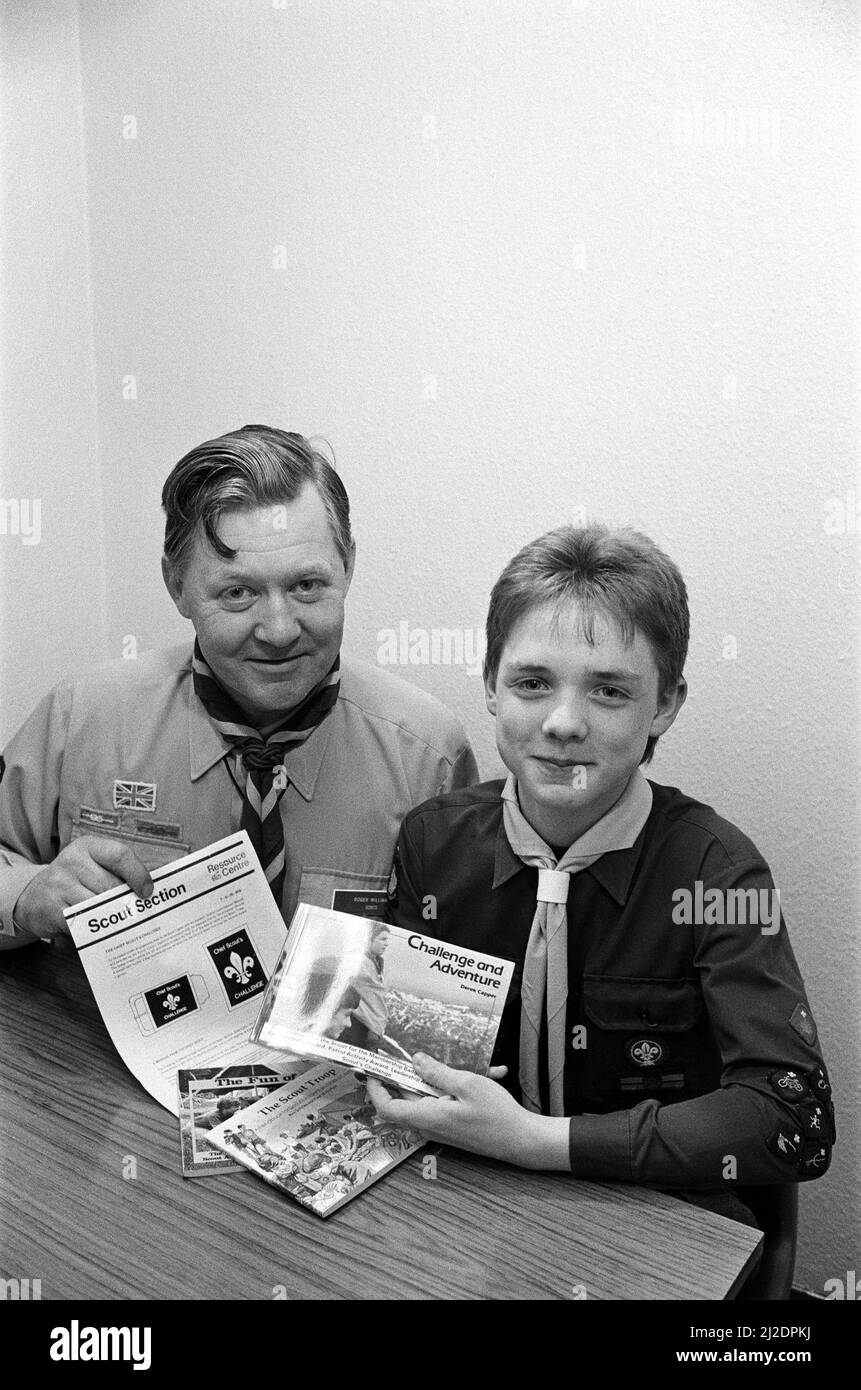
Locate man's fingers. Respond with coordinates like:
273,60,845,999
488,1065,508,1081
86,839,154,898
14,837,154,940
66,860,133,904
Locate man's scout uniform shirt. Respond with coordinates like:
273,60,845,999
387,780,835,1189
0,644,478,936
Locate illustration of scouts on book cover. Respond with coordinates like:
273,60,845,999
222,1082,415,1215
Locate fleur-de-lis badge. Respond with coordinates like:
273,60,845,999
630,1039,663,1067
164,992,181,1011
224,951,255,984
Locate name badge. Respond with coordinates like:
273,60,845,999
331,889,389,919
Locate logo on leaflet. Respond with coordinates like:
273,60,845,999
139,975,200,1029
206,929,267,1007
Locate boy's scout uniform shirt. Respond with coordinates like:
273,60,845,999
387,780,835,1189
0,644,478,939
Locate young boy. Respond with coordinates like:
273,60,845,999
367,525,834,1208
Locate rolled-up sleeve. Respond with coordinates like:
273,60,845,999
0,684,71,946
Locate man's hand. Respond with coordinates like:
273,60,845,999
13,837,155,939
365,1053,571,1170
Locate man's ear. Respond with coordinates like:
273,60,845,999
342,539,357,594
484,668,498,717
161,555,192,619
649,676,687,741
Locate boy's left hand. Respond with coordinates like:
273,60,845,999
365,1053,570,1170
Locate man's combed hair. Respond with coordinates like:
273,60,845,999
161,424,352,577
484,523,689,764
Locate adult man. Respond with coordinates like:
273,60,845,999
371,525,834,1206
0,425,477,947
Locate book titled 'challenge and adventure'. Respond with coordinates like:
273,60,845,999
250,904,515,1096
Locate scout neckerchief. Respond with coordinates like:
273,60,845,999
501,768,653,1116
192,638,340,906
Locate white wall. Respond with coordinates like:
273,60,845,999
0,0,106,700
2,0,858,1292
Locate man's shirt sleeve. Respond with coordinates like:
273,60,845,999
0,683,71,946
569,853,835,1188
439,741,480,795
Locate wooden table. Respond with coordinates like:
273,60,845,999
0,938,762,1301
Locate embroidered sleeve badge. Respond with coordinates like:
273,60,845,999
789,1002,817,1045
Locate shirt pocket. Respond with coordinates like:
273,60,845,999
579,975,708,1109
296,866,390,915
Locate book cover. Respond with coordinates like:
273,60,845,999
177,1063,307,1176
204,1063,424,1217
249,904,515,1096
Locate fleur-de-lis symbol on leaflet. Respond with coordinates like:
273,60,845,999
224,952,255,985
164,992,181,1011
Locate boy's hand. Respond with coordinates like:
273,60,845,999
365,1053,570,1170
13,837,155,939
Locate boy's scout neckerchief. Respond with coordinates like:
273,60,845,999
501,768,653,1116
191,638,340,909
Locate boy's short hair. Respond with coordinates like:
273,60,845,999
484,523,689,764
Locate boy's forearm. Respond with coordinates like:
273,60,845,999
518,1112,572,1170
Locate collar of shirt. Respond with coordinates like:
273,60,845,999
492,773,654,906
187,678,338,801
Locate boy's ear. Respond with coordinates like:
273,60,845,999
649,676,687,740
483,669,498,717
162,555,191,619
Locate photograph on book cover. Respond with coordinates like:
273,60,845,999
253,905,514,1094
177,1064,306,1177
